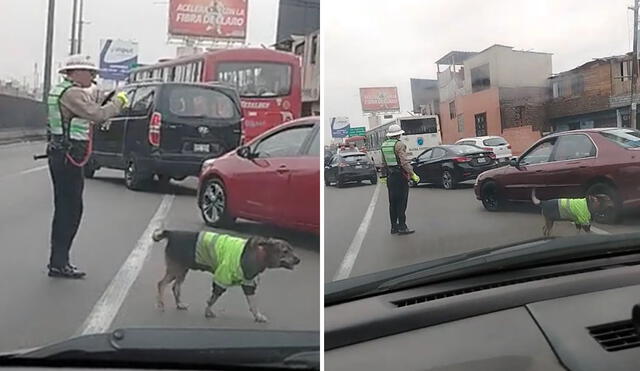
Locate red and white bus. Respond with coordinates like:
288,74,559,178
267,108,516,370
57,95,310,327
129,48,302,142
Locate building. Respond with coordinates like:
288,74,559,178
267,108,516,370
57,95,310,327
409,78,439,115
546,54,635,132
275,0,320,45
436,45,552,155
275,0,320,117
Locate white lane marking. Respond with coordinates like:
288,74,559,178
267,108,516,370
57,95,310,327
77,194,174,335
591,226,611,235
0,165,48,181
334,183,381,281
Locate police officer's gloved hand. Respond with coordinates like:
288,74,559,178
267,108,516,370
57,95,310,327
411,173,420,183
115,92,130,108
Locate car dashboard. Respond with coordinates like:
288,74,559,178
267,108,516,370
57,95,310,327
325,256,640,371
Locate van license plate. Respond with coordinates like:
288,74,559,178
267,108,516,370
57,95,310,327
194,144,210,153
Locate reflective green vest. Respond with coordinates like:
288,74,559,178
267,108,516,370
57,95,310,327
559,198,591,225
381,139,399,166
195,231,250,287
47,80,91,141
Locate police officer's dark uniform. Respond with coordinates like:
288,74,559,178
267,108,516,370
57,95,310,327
46,55,127,278
380,125,418,235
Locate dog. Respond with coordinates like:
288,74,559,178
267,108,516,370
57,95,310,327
531,188,608,237
152,228,300,323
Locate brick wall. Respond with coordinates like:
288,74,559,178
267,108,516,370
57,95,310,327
501,125,541,156
499,87,548,132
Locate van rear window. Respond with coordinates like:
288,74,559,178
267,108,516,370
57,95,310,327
168,86,238,119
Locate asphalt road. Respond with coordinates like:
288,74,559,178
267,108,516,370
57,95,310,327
325,178,640,282
0,141,319,353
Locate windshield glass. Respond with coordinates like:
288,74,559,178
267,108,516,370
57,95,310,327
600,129,640,148
343,154,368,163
483,138,507,146
168,86,238,119
452,145,483,154
1,0,319,359
399,117,438,135
216,62,292,98
323,0,640,297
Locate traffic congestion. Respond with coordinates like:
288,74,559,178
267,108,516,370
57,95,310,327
0,0,320,368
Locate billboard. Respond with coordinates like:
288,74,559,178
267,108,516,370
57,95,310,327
359,87,400,113
99,39,138,81
168,0,248,40
330,117,349,138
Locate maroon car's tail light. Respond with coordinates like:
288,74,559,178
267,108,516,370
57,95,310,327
149,112,162,146
454,157,472,163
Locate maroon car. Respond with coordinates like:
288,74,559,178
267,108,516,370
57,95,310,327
474,128,640,223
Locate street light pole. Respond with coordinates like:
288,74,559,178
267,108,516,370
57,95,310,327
631,0,639,129
70,0,78,54
77,0,84,53
43,0,56,102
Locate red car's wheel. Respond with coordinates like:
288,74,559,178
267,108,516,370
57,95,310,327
587,183,621,224
481,181,503,211
199,178,235,227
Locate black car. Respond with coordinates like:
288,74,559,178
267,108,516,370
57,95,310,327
86,82,242,190
325,151,377,187
411,144,498,189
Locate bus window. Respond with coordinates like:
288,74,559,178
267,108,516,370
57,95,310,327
216,62,292,98
400,117,438,135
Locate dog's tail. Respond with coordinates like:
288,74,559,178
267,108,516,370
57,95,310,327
152,226,169,242
531,188,541,206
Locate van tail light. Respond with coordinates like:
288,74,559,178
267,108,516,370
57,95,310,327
482,147,492,151
454,157,472,163
507,144,512,149
149,112,162,147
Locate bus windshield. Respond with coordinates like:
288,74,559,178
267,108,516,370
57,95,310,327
400,117,438,135
216,62,292,98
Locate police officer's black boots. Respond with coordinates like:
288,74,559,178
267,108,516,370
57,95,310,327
397,225,415,235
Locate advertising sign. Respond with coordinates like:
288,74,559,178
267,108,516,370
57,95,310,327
359,87,400,113
348,127,366,137
99,39,138,81
331,117,349,138
168,0,248,40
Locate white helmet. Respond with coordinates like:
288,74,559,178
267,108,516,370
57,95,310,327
386,124,404,137
58,54,99,74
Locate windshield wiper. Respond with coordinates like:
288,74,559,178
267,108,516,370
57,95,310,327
325,232,640,305
0,328,319,370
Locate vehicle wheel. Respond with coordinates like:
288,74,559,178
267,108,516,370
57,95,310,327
370,176,378,185
337,177,345,188
481,181,503,211
587,183,621,224
442,170,456,190
83,160,98,179
199,178,234,227
124,158,151,191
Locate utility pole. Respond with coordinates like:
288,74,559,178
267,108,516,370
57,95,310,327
43,0,56,102
631,0,639,129
77,0,84,53
70,0,78,54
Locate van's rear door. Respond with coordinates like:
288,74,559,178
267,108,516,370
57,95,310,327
156,84,242,160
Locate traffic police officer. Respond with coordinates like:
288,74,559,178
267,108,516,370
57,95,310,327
380,124,420,235
46,55,129,278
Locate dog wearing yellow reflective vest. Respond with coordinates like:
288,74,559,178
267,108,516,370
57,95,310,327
152,228,300,322
531,189,609,237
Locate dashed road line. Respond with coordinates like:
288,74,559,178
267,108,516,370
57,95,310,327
77,194,174,335
334,183,381,281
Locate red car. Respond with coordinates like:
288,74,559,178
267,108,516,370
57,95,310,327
474,128,640,223
197,117,320,234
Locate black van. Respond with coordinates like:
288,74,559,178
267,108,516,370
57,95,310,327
86,82,242,190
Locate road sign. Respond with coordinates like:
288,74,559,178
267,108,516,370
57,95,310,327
348,127,366,137
99,39,138,81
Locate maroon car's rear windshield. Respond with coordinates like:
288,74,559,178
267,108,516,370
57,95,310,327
600,129,640,149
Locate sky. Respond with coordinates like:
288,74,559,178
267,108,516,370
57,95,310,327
0,0,279,85
323,0,634,140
